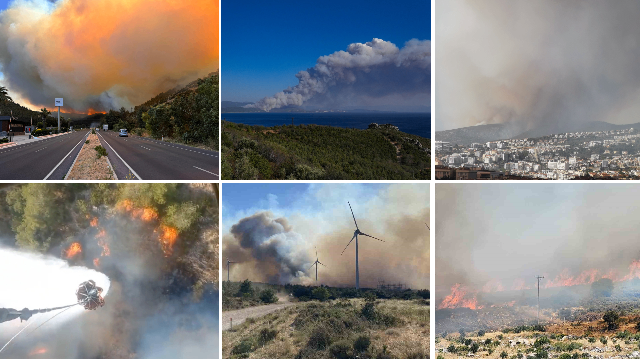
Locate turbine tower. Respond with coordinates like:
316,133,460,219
226,259,236,282
341,202,385,290
308,247,326,282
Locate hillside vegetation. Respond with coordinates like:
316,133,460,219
223,280,430,311
221,121,430,180
223,297,430,359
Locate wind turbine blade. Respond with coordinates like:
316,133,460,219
308,262,316,271
318,261,326,267
348,202,359,230
341,233,357,255
425,223,430,230
360,233,385,242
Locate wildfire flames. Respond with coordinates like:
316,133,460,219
117,200,177,256
90,217,99,227
64,242,82,259
438,284,481,310
159,225,178,257
440,260,640,310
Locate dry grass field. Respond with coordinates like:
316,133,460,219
223,298,430,359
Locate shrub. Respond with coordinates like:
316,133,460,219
447,344,457,353
94,145,107,158
588,337,596,343
258,328,277,346
307,326,332,350
534,336,550,348
361,302,376,321
470,342,480,353
500,351,508,359
353,335,371,352
600,337,608,345
85,140,89,144
478,329,486,337
329,340,351,359
232,338,256,355
603,310,620,330
260,289,278,304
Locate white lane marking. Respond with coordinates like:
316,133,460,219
97,132,142,180
193,166,219,177
44,132,89,180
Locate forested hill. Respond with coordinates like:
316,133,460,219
221,121,431,180
0,100,46,124
135,71,219,111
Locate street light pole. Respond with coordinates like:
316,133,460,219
536,275,544,325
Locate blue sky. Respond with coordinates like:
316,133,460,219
221,0,431,102
0,0,10,11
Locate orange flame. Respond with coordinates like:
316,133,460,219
90,217,99,227
65,242,82,258
29,348,47,355
438,284,480,310
93,258,100,267
159,225,178,257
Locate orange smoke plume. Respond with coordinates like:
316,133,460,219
64,242,82,258
0,0,219,113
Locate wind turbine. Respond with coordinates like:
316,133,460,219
341,202,385,290
226,259,236,282
308,247,326,282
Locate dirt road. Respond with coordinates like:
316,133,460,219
222,300,297,331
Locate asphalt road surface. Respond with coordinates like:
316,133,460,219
97,131,219,180
0,130,89,180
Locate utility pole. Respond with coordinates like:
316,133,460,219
536,275,544,325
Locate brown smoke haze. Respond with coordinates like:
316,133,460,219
436,184,640,302
0,0,219,113
222,184,430,289
436,0,640,132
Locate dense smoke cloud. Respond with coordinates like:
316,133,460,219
223,212,311,284
223,184,430,289
436,0,640,133
0,0,219,113
436,184,640,301
248,38,430,112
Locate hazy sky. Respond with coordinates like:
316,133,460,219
436,184,640,298
222,0,430,109
222,183,430,289
436,0,640,132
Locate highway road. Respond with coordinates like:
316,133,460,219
0,130,219,180
0,130,89,180
97,131,219,180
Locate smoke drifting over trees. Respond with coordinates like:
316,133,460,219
248,38,430,112
436,184,640,301
436,0,640,132
0,0,219,113
222,184,430,289
0,184,219,359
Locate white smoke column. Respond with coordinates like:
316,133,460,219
0,247,110,333
247,38,430,111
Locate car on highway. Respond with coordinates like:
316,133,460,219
119,129,128,137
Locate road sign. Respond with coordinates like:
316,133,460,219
55,98,63,107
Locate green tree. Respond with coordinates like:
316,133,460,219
259,289,278,304
603,310,620,331
312,287,330,302
237,279,253,297
40,108,51,124
0,86,13,103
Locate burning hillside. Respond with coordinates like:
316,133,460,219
0,183,219,359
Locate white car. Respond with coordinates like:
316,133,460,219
119,129,128,137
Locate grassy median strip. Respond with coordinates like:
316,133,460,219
66,133,115,180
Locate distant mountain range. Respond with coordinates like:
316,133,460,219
436,121,640,145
